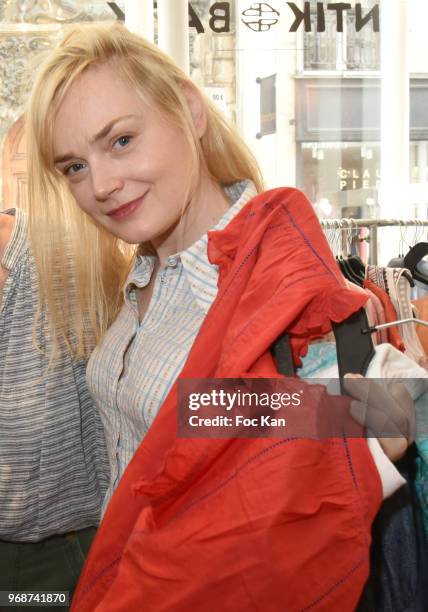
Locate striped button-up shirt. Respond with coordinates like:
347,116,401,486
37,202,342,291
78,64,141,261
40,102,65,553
0,208,109,542
86,181,257,509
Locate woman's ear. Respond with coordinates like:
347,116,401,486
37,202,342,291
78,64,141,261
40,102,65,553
180,82,207,138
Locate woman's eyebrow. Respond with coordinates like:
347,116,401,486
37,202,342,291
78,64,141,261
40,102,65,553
54,114,138,164
89,114,138,144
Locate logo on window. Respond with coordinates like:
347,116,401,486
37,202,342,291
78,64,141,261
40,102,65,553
241,3,280,32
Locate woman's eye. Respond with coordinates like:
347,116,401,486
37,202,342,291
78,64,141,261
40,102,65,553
64,162,86,176
114,135,132,149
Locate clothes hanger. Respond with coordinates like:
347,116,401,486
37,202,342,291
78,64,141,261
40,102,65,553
332,309,375,388
399,220,428,285
346,219,366,284
336,221,365,287
271,308,376,392
362,317,428,335
402,269,416,288
403,243,428,285
371,221,414,287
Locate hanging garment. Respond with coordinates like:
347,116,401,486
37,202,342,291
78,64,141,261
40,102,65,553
344,280,381,344
364,287,388,344
412,295,428,355
415,430,428,540
72,187,382,612
385,267,428,368
359,227,370,264
361,288,383,346
363,279,405,352
366,263,390,293
356,446,428,612
298,341,338,378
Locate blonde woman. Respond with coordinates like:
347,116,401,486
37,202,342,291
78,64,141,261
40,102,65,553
25,23,412,611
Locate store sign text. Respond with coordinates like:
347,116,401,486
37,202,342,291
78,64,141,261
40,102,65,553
338,168,381,191
189,3,231,33
284,2,379,33
107,2,232,33
111,3,379,35
190,2,380,34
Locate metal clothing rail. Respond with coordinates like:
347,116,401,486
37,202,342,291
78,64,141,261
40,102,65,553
320,218,428,265
320,218,428,229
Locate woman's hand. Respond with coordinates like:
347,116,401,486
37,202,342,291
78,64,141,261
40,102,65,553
343,373,415,462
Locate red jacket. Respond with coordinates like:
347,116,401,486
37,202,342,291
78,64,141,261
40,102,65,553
72,188,381,611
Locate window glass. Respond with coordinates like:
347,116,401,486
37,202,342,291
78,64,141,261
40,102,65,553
1,1,427,262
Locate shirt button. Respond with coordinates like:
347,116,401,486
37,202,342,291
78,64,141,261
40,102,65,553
166,255,179,268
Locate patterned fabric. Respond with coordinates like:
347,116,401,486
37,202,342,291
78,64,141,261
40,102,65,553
298,342,338,378
86,181,258,510
415,396,428,537
366,263,389,292
364,278,405,351
366,264,428,367
0,209,109,542
365,286,388,344
413,296,428,359
385,267,428,368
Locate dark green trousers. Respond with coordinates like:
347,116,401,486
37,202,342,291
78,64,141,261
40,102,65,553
0,527,96,612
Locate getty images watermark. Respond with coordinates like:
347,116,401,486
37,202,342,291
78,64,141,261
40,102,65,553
177,378,427,439
178,378,353,438
187,386,302,428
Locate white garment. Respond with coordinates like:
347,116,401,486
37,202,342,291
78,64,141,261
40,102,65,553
367,438,406,499
366,342,428,399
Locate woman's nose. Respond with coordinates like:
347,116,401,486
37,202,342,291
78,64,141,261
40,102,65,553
91,164,124,200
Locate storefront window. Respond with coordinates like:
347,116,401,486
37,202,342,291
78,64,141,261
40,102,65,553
299,142,380,219
303,0,380,71
2,0,428,246
235,0,428,245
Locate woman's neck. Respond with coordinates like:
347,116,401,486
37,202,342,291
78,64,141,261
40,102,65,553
151,176,231,267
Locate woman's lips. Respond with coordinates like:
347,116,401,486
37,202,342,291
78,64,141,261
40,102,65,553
107,195,144,220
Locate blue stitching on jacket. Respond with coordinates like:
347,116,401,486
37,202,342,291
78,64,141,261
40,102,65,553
281,203,343,286
135,438,345,526
301,553,368,610
81,437,367,607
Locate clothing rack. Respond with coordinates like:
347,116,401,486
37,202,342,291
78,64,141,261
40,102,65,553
320,218,428,265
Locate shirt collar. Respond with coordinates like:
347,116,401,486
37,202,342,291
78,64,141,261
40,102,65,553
180,180,257,312
125,180,258,312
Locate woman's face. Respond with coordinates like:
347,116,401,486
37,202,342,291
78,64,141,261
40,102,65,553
53,62,199,246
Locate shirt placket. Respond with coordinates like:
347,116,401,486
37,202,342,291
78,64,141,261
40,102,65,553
112,258,181,486
111,302,140,491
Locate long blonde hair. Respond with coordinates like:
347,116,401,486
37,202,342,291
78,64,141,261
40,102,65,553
26,22,264,359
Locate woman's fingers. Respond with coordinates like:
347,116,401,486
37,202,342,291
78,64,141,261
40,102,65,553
386,381,416,444
343,373,415,461
343,373,412,436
